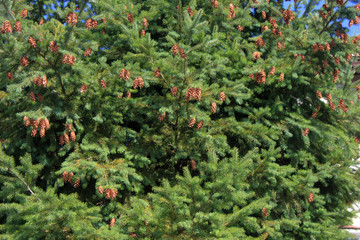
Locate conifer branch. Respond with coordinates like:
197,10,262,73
174,59,187,145
318,0,349,36
8,168,41,202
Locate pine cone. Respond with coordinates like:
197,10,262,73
98,186,104,195
262,207,268,217
329,101,335,111
141,29,145,36
68,172,74,183
196,120,204,130
269,66,275,76
42,75,47,87
187,7,193,17
326,93,332,102
262,25,269,32
14,21,21,32
64,133,69,144
283,9,295,25
261,11,266,19
158,112,166,122
74,178,80,188
39,18,44,25
1,20,12,34
127,14,134,23
237,25,244,31
110,218,115,228
191,159,197,171
308,193,314,203
303,128,309,136
253,52,261,61
23,116,30,127
100,79,106,89
211,102,217,114
188,118,196,128
83,48,92,57
213,1,219,8
316,90,322,99
62,171,69,182
21,9,28,18
28,36,36,48
143,17,148,28
172,44,179,55
179,49,187,59
66,123,73,132
80,84,87,93
154,68,161,77
254,37,265,48
31,127,37,137
39,119,46,130
105,188,111,199
66,12,78,26
39,128,45,138
126,91,131,98
59,135,65,146
279,73,284,82
20,56,29,67
171,86,178,96
70,131,76,141
334,56,340,65
346,54,352,61
85,19,93,29
219,91,225,102
194,88,201,101
110,189,118,199
30,91,36,102
49,41,59,53
44,118,50,130
7,72,13,80
255,69,266,84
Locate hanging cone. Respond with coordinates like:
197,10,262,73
188,118,196,128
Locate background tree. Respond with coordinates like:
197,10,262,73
1,0,360,239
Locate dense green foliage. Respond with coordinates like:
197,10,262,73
1,0,360,239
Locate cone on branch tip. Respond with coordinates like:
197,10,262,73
191,159,197,171
74,178,80,188
188,118,196,128
110,218,115,228
308,193,314,203
219,92,225,102
196,120,204,130
211,102,217,114
64,134,69,144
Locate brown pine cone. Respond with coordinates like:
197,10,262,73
14,21,21,32
31,127,37,137
154,68,161,77
191,159,197,171
188,118,196,128
211,102,217,114
196,120,204,130
7,72,13,80
70,131,76,141
179,49,187,59
64,133,69,144
39,18,44,25
39,128,45,138
105,188,111,199
62,171,69,182
59,135,65,145
66,124,73,132
110,218,115,228
126,91,131,98
44,118,50,130
1,20,13,34
20,55,29,67
23,116,30,127
158,112,166,122
262,207,268,217
303,128,310,136
21,9,28,18
98,186,104,195
28,36,36,48
49,41,59,53
37,94,43,102
143,17,148,28
219,91,225,102
172,44,179,55
68,172,74,183
100,79,106,89
279,73,284,82
83,48,92,57
127,14,134,23
269,66,275,76
308,193,314,203
80,84,87,93
74,178,80,188
29,91,36,102
171,86,178,96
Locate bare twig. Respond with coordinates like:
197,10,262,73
9,168,41,202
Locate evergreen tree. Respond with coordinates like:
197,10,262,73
1,0,360,239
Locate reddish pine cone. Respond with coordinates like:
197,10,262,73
80,84,87,93
98,186,104,195
213,1,219,8
262,207,268,217
39,18,44,25
105,188,111,199
326,93,332,102
1,20,12,34
40,128,45,138
110,189,118,199
158,112,166,122
172,44,179,55
283,9,295,25
66,123,73,132
30,91,36,102
194,88,201,101
21,9,27,18
83,48,92,57
62,54,76,66
261,11,266,19
68,172,74,183
31,127,37,137
14,21,21,32
70,131,76,141
191,159,197,171
279,73,284,82
253,52,261,61
66,12,78,26
64,133,69,144
269,66,275,76
20,56,29,67
255,69,266,84
316,90,322,99
100,79,107,89
59,135,65,145
44,118,50,130
188,118,196,128
126,91,131,98
28,36,36,48
237,25,244,31
110,218,115,228
329,101,335,111
49,41,59,53
254,37,265,48
127,14,134,23
74,178,80,188
187,7,193,17
211,102,217,114
303,128,309,136
154,68,161,78
140,29,145,36
179,49,187,59
119,69,131,80
196,120,204,130
62,171,69,182
143,17,148,28
171,86,178,96
23,116,30,127
308,193,314,203
7,72,13,80
219,92,225,102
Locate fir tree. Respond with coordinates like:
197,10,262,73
1,0,360,239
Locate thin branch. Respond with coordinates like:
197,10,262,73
9,168,41,202
319,0,349,36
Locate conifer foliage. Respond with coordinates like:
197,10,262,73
1,0,360,239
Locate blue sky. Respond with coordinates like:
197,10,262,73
284,0,360,36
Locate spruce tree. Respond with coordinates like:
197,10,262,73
1,0,360,239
